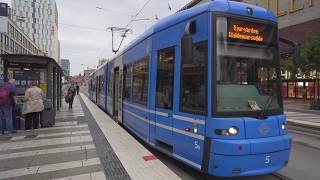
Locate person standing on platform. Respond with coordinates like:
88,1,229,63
23,80,44,131
67,84,76,109
0,79,17,134
76,82,80,95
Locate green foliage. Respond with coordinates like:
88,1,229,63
300,32,320,78
281,56,298,80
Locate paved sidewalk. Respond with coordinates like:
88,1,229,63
80,93,181,180
284,99,320,114
0,96,106,180
283,99,320,128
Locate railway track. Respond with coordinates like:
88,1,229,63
271,173,293,180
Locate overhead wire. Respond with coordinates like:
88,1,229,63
114,0,153,53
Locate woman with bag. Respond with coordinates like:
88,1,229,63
23,80,44,131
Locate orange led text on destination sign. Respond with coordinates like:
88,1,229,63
228,24,263,42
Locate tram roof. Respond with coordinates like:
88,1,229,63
124,0,276,51
95,0,276,74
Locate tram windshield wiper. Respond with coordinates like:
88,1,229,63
258,93,275,119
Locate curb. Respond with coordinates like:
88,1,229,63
287,121,320,130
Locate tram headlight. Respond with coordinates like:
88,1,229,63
281,123,286,130
215,127,239,136
228,127,238,135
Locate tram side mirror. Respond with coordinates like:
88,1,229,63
181,35,193,64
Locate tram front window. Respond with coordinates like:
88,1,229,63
214,16,282,116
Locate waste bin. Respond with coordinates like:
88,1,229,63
40,99,55,128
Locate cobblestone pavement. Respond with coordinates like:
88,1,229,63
0,96,107,180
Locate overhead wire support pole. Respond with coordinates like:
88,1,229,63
106,27,132,54
105,0,153,54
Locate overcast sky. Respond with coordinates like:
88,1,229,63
2,0,191,75
55,0,194,75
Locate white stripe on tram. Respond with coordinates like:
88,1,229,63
124,109,204,140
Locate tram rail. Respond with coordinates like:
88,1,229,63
271,173,293,180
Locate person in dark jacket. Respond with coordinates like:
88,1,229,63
76,82,80,95
67,84,76,109
0,79,17,134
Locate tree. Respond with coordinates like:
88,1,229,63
300,32,320,100
281,56,298,80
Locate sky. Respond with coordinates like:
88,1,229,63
54,0,192,76
2,0,192,75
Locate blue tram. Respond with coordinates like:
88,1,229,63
88,0,291,177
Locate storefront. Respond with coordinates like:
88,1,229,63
282,79,320,100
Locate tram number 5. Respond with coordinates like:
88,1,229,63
265,155,271,164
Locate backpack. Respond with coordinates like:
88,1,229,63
0,83,10,106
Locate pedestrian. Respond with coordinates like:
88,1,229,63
76,82,80,95
0,79,17,134
23,80,44,131
67,84,76,109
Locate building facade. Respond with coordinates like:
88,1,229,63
60,59,70,77
0,2,43,83
11,0,60,62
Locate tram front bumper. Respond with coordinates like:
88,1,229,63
208,149,290,177
207,134,291,177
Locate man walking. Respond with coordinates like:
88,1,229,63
0,79,17,134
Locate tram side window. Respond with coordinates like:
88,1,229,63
156,47,175,109
180,41,208,115
132,58,149,105
124,64,132,100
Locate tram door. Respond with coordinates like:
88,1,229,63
96,76,99,103
113,68,120,117
154,47,175,146
118,65,124,123
113,66,124,123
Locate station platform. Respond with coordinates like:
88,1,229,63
0,93,181,180
283,99,320,129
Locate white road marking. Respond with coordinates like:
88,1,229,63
0,135,93,151
37,130,90,138
0,144,95,160
10,136,25,141
0,158,101,179
52,171,105,180
55,121,78,126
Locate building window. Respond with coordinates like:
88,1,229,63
10,40,14,52
156,47,175,109
124,64,132,99
180,41,208,115
9,25,14,37
132,57,149,105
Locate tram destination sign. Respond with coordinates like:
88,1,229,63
227,18,275,46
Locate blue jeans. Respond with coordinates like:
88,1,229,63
0,107,13,133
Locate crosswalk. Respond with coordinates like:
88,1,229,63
285,111,320,127
0,95,106,180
